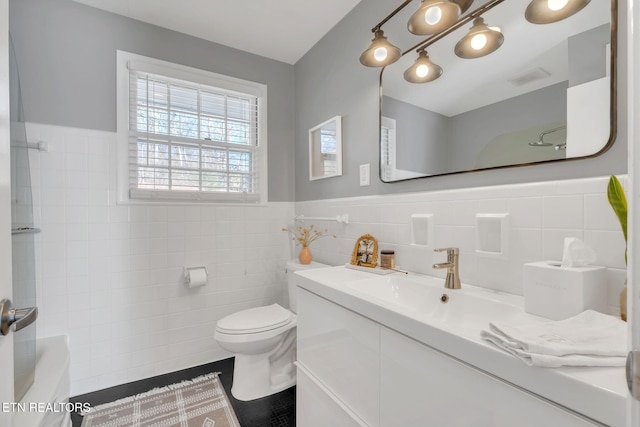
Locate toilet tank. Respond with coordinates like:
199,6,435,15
286,259,328,313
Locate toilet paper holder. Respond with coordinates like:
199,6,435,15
184,266,209,288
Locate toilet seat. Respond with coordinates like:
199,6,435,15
216,304,294,335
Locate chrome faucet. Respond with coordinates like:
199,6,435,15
432,247,461,289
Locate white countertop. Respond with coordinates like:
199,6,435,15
296,266,627,427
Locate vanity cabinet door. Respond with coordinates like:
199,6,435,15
380,327,599,427
297,288,380,426
297,364,367,427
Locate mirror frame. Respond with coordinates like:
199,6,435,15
309,115,343,181
378,0,618,183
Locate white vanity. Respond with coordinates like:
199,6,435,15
294,266,627,427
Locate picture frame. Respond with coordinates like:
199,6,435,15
350,234,378,268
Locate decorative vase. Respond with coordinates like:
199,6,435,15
299,246,312,265
620,278,627,322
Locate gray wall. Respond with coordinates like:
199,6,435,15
382,96,449,175
569,24,610,87
449,82,568,171
9,0,295,202
9,0,627,203
294,0,627,201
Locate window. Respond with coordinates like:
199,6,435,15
319,126,338,176
117,51,267,204
380,116,396,181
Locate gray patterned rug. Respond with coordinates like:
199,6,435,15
81,373,240,427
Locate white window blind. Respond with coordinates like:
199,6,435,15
380,116,396,181
319,127,338,176
118,51,267,204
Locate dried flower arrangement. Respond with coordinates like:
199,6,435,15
282,225,336,247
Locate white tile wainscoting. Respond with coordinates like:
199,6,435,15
295,175,627,316
25,123,294,396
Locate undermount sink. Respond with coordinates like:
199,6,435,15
346,275,443,312
346,274,523,333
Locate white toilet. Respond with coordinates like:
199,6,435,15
214,259,328,401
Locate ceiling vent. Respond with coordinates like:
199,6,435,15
508,67,551,86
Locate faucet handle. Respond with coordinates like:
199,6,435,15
434,247,459,255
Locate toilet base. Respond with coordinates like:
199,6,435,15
230,333,297,401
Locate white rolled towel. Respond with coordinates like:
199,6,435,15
481,310,627,368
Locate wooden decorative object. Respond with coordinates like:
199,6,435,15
350,234,379,268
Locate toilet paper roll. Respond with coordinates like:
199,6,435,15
186,267,208,288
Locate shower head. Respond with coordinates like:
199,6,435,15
527,125,566,148
528,140,553,147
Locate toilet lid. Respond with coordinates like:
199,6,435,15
216,304,293,334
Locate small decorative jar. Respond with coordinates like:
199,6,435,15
380,250,395,269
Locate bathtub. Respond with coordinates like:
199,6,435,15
15,335,71,427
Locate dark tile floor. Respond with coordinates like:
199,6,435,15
69,357,296,427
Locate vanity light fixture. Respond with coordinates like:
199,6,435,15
363,0,592,73
360,0,488,69
362,0,581,84
408,0,462,35
361,0,507,74
454,18,504,59
525,0,591,24
403,49,443,83
360,28,402,67
451,0,475,14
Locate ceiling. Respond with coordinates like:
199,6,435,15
71,0,362,64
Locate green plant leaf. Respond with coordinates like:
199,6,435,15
607,175,627,263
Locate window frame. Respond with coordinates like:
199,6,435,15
116,50,268,205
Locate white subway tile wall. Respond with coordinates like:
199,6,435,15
27,123,293,396
295,176,627,312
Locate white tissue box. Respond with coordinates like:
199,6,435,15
523,261,607,320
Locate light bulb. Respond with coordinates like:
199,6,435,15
404,50,442,83
470,34,487,50
424,6,442,25
547,0,569,11
374,47,388,62
454,18,504,59
416,64,430,78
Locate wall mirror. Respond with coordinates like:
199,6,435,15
309,115,342,180
379,0,616,182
